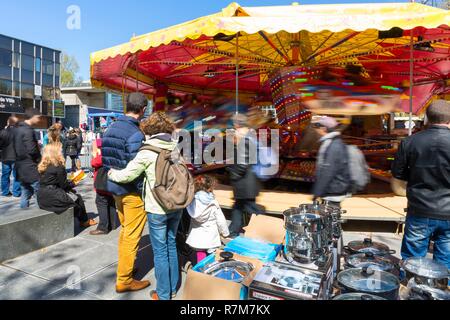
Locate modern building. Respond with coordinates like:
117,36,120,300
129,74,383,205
0,34,62,128
61,83,152,130
61,83,125,129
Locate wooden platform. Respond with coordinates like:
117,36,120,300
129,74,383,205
214,184,407,223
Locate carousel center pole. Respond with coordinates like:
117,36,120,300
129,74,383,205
235,33,239,115
408,0,414,136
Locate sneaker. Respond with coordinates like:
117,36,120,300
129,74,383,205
150,290,159,300
2,193,12,197
80,219,98,228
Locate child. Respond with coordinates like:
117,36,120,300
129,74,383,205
36,143,97,228
90,138,119,235
186,175,230,263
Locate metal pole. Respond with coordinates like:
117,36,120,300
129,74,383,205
235,33,239,115
409,29,414,136
408,0,415,136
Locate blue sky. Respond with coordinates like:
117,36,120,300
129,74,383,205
0,0,408,81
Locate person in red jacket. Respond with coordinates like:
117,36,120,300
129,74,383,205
90,139,119,235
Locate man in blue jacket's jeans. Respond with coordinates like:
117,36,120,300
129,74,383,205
392,100,450,270
102,92,148,293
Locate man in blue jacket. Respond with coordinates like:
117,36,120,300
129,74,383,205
102,92,149,293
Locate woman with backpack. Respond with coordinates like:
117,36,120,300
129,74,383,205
108,112,193,301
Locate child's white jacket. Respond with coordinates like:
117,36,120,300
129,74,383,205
186,192,230,250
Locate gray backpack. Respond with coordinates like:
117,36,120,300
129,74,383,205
347,145,370,192
140,145,195,212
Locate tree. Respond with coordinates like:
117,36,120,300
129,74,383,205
60,53,82,87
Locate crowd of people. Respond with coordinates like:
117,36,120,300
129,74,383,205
0,94,449,299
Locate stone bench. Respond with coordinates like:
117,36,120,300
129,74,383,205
0,206,75,262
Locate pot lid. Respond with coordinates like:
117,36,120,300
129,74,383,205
346,252,395,272
333,293,386,300
338,267,400,293
346,238,391,254
203,253,254,283
402,257,448,279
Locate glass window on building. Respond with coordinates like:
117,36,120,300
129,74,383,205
42,60,53,75
36,47,41,59
13,68,19,81
12,81,20,97
0,35,12,50
35,72,41,85
42,86,54,101
22,98,33,109
22,54,34,71
21,83,34,99
0,48,12,80
12,52,20,68
43,74,53,87
42,48,53,61
21,42,34,56
13,40,20,53
0,79,12,95
22,70,34,84
54,87,61,100
55,63,60,76
35,57,41,72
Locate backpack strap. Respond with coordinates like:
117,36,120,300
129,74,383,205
139,144,164,154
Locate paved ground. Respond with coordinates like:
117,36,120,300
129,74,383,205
0,175,403,300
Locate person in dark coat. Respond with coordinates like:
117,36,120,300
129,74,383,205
90,138,119,235
392,100,450,269
227,113,263,238
64,129,81,172
37,143,97,228
14,108,43,209
1,116,21,197
311,116,352,207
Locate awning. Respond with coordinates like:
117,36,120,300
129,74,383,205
91,2,450,114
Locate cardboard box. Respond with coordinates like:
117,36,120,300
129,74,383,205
182,270,243,300
243,214,285,245
182,214,285,300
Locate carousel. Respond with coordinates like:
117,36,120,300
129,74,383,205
90,2,450,222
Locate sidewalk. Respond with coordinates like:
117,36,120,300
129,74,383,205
0,177,403,300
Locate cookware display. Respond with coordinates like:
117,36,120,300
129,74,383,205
404,277,450,300
401,257,449,291
202,252,254,283
344,238,395,256
283,208,330,263
337,266,400,300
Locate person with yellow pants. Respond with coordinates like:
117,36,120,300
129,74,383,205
101,93,149,293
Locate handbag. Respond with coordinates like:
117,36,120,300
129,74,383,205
94,167,109,192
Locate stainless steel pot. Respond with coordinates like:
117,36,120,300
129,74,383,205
401,257,449,291
337,266,400,300
283,208,329,263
